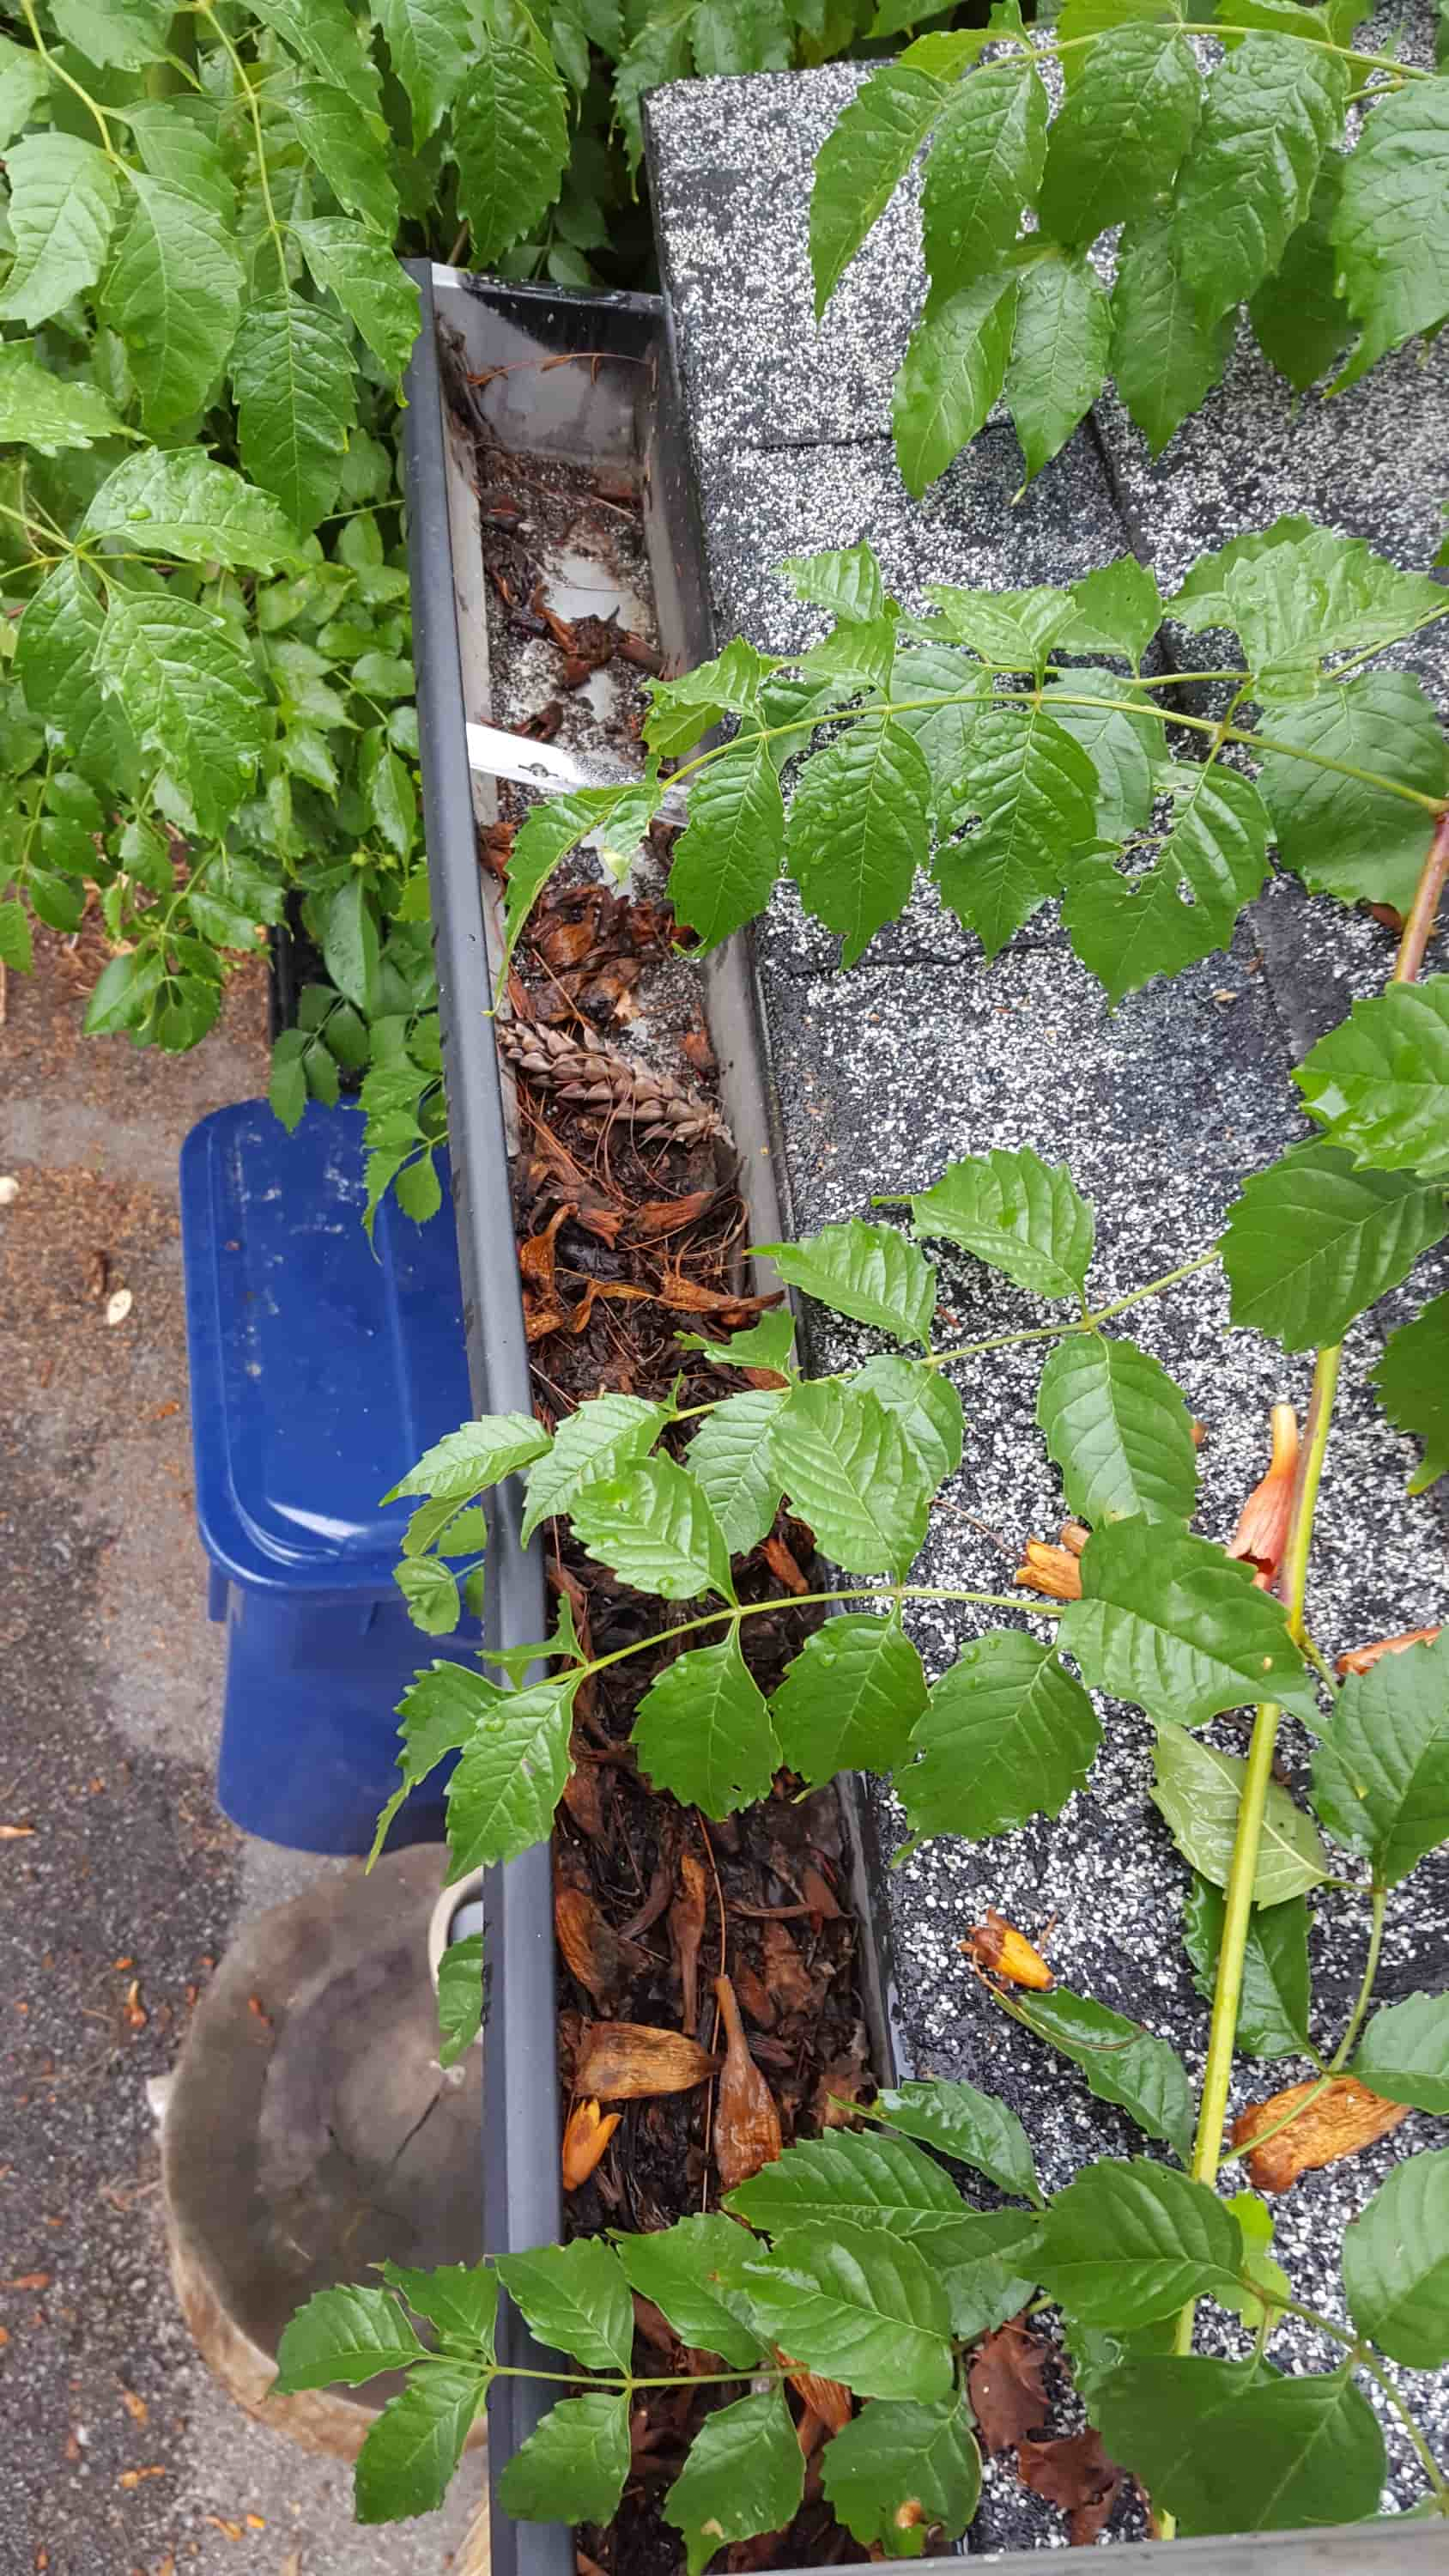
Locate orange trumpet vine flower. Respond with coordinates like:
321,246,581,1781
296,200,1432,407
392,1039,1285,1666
1228,1403,1299,1589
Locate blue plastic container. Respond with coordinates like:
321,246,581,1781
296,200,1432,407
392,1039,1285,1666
180,1100,482,1855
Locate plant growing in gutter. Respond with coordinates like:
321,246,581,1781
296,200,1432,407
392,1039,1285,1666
283,517,1449,2547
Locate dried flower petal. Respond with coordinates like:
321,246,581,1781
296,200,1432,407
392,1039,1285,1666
573,2020,716,2100
1233,2075,1407,2194
1057,1521,1090,1557
713,1972,781,2191
1335,1625,1442,1677
778,2354,852,2433
669,1851,708,2036
1228,1402,1299,1588
962,1910,1052,1990
1013,1540,1082,1601
562,2098,621,2190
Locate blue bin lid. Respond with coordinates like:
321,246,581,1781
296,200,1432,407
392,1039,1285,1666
180,1101,475,1593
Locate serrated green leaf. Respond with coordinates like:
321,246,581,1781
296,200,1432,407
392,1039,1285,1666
354,2362,486,2523
0,899,33,974
1004,249,1111,485
453,28,570,263
286,81,397,235
1171,35,1345,326
922,580,1071,673
372,0,475,138
295,217,422,374
100,174,242,435
94,592,267,840
800,613,898,695
771,1614,927,1787
1057,559,1165,671
499,2391,631,2524
1354,1992,1449,2114
1151,1727,1327,1905
0,134,118,328
933,699,1098,957
822,2398,980,2555
616,2216,767,2368
676,1310,796,1373
231,294,356,535
809,64,948,319
1035,2156,1242,2330
388,1411,549,1504
1111,216,1232,457
756,1219,937,1350
1343,2149,1449,2369
1294,978,1449,1183
393,1555,461,1635
496,2238,634,2373
929,2209,1041,2341
665,2390,804,2576
881,639,990,825
742,2222,952,2402
1038,21,1200,245
668,734,784,950
786,717,931,966
0,33,50,148
321,876,379,1017
867,2075,1040,2203
1064,823,1258,1009
1248,160,1349,390
899,1145,1094,1302
379,2259,498,2356
1221,1140,1446,1353
1172,517,1448,687
1331,75,1449,386
1060,1518,1320,1731
500,782,659,993
572,1455,736,1604
780,541,888,624
1040,672,1155,844
686,1388,787,1556
767,1380,934,1575
921,58,1047,301
1090,2359,1385,2536
124,98,233,219
613,1,694,162
1009,1987,1195,2162
252,0,383,106
520,1392,666,1544
892,272,1018,500
0,343,127,455
1037,1333,1197,1528
852,1356,964,1492
1181,1876,1312,2059
274,2282,427,2391
1255,671,1449,918
631,1627,778,1814
1310,1628,1449,1886
727,2124,967,2239
444,1678,574,1875
1375,1291,1449,1495
900,1631,1099,1842
1218,2190,1291,2334
435,1932,484,2065
82,448,305,573
690,0,792,76
360,726,417,858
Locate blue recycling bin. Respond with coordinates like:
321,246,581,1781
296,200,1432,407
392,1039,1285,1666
180,1100,484,1855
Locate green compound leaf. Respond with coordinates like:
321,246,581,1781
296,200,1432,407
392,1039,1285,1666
500,782,661,992
1331,75,1449,386
665,2390,804,2576
1004,250,1112,486
767,1380,935,1575
646,635,777,759
124,96,234,218
370,1661,506,1862
286,80,397,235
1009,1988,1195,2163
372,0,475,139
1090,2358,1385,2537
1294,979,1449,1183
1038,20,1200,245
1254,671,1449,918
771,1614,929,1787
1171,34,1345,326
741,2222,953,2403
1375,1291,1449,1494
1035,2157,1243,2330
434,1933,485,2067
668,735,785,950
393,1554,462,1636
443,1678,574,1876
892,272,1019,501
1064,755,1269,1001
785,716,932,966
1057,557,1165,671
1041,671,1156,844
1036,1333,1198,1528
380,2259,499,2359
101,174,243,436
496,2238,634,2374
726,2126,969,2239
82,449,306,574
252,0,384,107
882,640,991,828
1248,161,1349,391
294,218,422,375
230,294,357,534
920,57,1048,302
1220,1141,1447,1355
386,1411,549,1504
1173,518,1448,688
1343,2150,1449,2371
898,1145,1094,1302
822,2398,981,2557
1110,216,1233,457
0,343,128,455
94,592,269,841
934,698,1099,957
631,1628,779,1816
925,578,1070,674
452,27,570,264
868,2075,1040,2204
499,2391,630,2525
520,1392,666,1545
780,541,888,624
686,1388,787,1557
1151,1728,1328,1905
676,1310,796,1374
354,2362,488,2524
852,1356,964,1490
929,2210,1042,2342
1181,1876,1312,2060
0,133,118,328
900,1632,1100,1843
1059,1517,1321,1732
1310,1628,1449,1888
571,1455,736,1604
1353,1992,1449,2115
274,2281,427,2391
755,1219,937,1350
616,2215,767,2369
809,64,949,319
16,556,103,741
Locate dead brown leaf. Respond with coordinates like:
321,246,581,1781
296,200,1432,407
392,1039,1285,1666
670,1851,708,2035
1335,1624,1441,1676
628,1188,719,1242
555,1886,628,2008
1233,2075,1408,2193
731,1961,775,2030
1017,2429,1123,2544
798,1862,841,1920
760,1922,815,2016
574,2020,716,2100
713,1972,781,2192
967,2316,1051,2454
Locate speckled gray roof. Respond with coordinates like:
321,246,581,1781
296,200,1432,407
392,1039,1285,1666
646,17,1449,2540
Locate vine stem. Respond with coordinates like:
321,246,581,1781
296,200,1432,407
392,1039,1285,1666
18,0,120,157
1048,20,1428,80
1393,811,1449,983
573,1583,1058,1689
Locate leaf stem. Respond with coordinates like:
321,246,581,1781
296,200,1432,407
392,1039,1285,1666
1393,811,1449,983
197,0,286,276
567,1583,1058,1688
1355,2351,1449,2506
18,0,120,158
1328,1884,1387,2075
